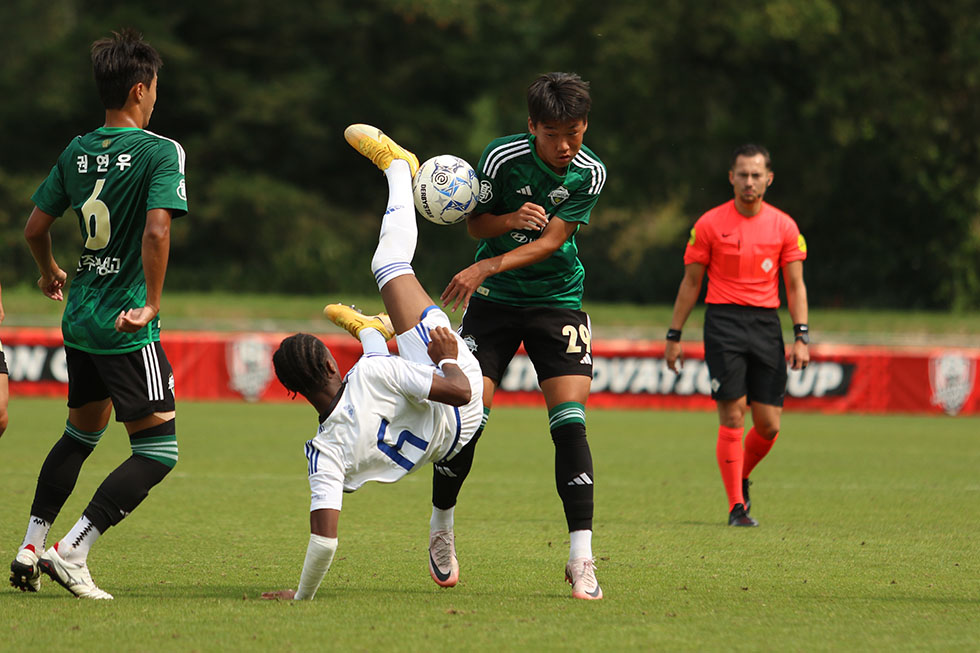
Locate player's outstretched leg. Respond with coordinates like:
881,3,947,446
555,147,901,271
343,123,432,334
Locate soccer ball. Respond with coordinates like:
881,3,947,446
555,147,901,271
413,155,479,225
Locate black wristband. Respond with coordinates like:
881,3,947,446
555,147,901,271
666,328,682,342
793,323,810,344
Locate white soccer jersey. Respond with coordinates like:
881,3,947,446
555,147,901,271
305,307,483,512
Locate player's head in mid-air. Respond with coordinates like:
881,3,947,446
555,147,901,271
91,28,162,126
272,334,342,408
526,72,591,173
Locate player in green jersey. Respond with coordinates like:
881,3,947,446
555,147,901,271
0,279,8,440
9,29,186,600
436,72,606,600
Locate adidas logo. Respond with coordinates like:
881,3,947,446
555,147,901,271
434,464,458,478
579,353,592,365
567,472,593,486
516,185,532,196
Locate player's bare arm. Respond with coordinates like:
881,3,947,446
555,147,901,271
116,208,172,333
666,263,705,372
441,217,577,312
426,326,471,406
466,202,549,239
24,207,67,302
783,260,810,370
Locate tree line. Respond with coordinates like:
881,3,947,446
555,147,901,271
1,0,977,309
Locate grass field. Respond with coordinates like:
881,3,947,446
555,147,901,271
1,399,977,651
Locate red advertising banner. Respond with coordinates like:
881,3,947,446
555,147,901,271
2,328,978,416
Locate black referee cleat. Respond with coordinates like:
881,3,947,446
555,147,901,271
728,503,758,527
742,478,752,512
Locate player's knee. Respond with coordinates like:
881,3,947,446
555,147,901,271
548,402,587,446
130,418,179,470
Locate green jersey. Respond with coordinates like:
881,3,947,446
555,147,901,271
32,127,187,354
472,133,606,308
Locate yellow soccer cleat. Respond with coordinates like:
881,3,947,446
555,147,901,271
344,124,420,177
324,304,395,341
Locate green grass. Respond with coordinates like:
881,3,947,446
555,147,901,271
2,286,979,344
1,400,978,651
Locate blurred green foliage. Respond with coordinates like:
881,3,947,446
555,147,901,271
1,0,978,308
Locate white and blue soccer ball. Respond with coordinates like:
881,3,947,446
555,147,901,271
413,155,479,225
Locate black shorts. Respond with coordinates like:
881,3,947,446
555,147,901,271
66,342,175,422
703,304,787,406
0,347,7,375
458,295,593,385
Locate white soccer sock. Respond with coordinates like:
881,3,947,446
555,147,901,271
430,506,455,533
569,529,593,562
371,159,417,291
359,327,388,355
58,515,101,564
294,534,338,600
21,515,52,553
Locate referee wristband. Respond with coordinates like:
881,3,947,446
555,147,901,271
793,323,810,344
666,329,682,342
437,358,459,371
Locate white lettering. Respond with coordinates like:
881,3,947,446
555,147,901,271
115,154,132,171
8,346,48,382
97,154,110,172
76,155,88,173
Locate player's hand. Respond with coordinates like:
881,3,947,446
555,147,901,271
115,305,159,333
441,261,491,312
789,340,810,370
37,268,67,301
427,326,459,366
507,202,549,232
261,589,297,600
665,340,683,373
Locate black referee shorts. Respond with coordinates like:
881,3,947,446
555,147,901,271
703,303,787,406
458,296,593,385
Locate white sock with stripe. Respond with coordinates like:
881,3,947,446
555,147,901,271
371,159,417,291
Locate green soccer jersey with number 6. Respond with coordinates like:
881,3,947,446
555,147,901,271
472,133,606,309
31,127,187,354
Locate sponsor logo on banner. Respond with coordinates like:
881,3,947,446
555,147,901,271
499,355,852,398
929,352,976,416
227,336,273,402
3,345,68,383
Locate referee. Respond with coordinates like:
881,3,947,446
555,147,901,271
665,144,809,527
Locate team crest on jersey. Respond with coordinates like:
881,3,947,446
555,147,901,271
548,185,570,206
929,352,976,416
227,336,274,402
761,258,774,273
479,180,493,203
101,139,112,149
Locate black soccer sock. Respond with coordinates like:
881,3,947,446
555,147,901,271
29,424,105,523
431,408,489,510
83,420,176,533
550,406,594,532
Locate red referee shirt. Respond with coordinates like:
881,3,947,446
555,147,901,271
684,200,806,308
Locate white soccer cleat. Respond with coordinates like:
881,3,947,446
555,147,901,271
344,123,420,176
9,547,41,592
565,557,603,600
428,530,459,588
38,546,113,600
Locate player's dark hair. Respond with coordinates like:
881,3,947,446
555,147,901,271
527,72,591,125
273,334,333,399
90,28,162,110
731,144,772,170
